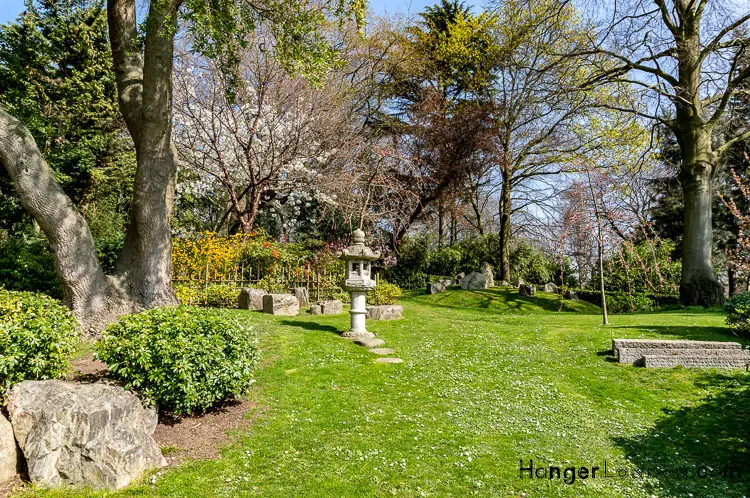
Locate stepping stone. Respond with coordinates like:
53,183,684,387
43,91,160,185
353,337,385,348
375,357,403,364
369,348,395,355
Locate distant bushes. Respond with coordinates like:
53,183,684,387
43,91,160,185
0,234,62,298
96,306,259,414
724,292,750,343
574,289,679,313
0,289,79,395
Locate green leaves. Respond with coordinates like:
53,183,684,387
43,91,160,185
0,289,80,396
96,306,260,415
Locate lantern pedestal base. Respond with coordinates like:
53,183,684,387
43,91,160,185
342,291,373,338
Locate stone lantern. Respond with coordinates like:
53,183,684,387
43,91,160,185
339,229,381,338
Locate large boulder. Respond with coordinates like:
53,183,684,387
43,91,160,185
238,287,266,310
367,305,403,320
519,283,537,297
544,282,559,294
0,413,19,485
310,300,343,315
564,289,579,301
481,263,495,288
427,282,446,295
6,380,165,490
294,287,310,308
460,272,487,290
263,294,300,316
440,279,455,287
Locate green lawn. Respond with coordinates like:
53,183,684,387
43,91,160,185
35,289,749,497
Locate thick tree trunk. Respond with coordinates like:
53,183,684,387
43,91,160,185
0,106,137,333
498,167,511,282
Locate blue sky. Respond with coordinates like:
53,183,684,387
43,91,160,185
0,0,447,25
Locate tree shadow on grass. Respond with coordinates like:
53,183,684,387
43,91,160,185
610,324,737,342
420,288,598,314
278,320,342,335
613,372,750,497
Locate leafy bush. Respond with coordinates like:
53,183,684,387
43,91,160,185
0,289,79,395
0,234,62,298
369,282,403,305
427,248,462,277
96,306,259,415
204,284,241,308
724,292,750,342
174,284,202,305
508,242,554,285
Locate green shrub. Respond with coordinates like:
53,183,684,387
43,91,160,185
369,282,403,305
428,248,462,277
574,289,668,313
96,306,259,414
0,289,79,395
724,292,750,342
174,284,202,305
204,284,241,308
0,234,62,298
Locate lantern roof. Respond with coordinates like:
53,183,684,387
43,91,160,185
339,229,381,261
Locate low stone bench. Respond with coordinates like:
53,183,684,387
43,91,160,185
642,351,750,369
618,347,747,365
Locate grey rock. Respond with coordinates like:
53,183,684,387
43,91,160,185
440,279,455,287
619,348,749,366
519,283,536,297
456,272,465,280
481,263,495,288
427,282,446,295
263,294,300,316
7,380,164,490
238,288,266,310
499,280,511,287
369,348,396,355
460,272,487,290
294,287,309,308
320,300,343,315
564,290,578,300
612,338,741,353
512,278,525,287
543,282,559,294
309,303,323,315
375,358,404,364
367,305,403,320
0,413,19,485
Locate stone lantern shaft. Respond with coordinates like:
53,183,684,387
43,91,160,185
338,229,381,338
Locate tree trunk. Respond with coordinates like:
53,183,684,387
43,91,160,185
0,106,137,333
498,167,511,282
728,268,735,296
437,199,444,248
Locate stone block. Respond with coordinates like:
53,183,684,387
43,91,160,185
439,279,455,287
353,337,385,348
612,339,741,357
294,287,310,308
499,280,511,287
481,263,495,287
642,352,750,369
367,305,403,320
0,413,19,485
262,294,300,316
544,282,559,294
427,282,446,295
238,288,266,310
7,380,164,490
519,283,536,297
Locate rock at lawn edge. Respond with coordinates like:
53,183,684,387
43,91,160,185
460,272,487,290
0,412,19,484
519,283,536,297
294,287,310,308
7,380,165,490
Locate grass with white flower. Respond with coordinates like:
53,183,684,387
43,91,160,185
36,288,749,497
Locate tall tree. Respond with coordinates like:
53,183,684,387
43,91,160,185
581,0,750,305
0,0,364,333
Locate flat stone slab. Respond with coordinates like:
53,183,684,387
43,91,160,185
619,347,750,365
367,305,403,320
642,354,750,369
376,357,403,364
353,337,385,348
369,348,395,355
